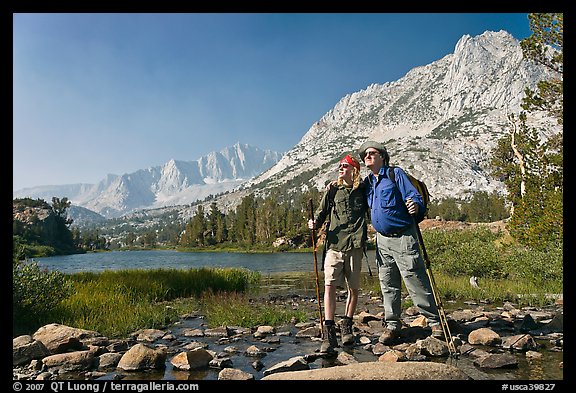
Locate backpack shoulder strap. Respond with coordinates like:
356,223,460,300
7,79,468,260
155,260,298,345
324,184,338,225
321,185,339,269
328,184,338,208
388,166,396,183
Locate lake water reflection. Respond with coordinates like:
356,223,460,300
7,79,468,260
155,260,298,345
36,249,377,275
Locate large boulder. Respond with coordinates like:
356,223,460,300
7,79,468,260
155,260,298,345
117,343,167,371
261,361,471,380
13,335,50,366
32,324,104,354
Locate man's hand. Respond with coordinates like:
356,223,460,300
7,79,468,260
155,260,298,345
406,198,419,216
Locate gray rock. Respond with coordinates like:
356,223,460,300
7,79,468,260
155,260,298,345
263,356,310,376
117,343,167,371
262,361,470,380
13,335,50,366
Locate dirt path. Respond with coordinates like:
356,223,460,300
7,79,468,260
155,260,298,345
417,218,508,234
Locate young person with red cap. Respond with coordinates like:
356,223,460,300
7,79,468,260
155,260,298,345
308,154,369,353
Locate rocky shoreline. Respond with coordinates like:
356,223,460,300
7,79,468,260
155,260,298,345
13,290,563,381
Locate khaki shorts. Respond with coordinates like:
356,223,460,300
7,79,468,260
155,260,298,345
323,248,364,290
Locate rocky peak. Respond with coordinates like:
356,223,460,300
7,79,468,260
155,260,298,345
239,30,561,206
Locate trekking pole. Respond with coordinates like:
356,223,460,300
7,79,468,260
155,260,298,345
365,248,373,276
412,217,459,359
308,198,325,339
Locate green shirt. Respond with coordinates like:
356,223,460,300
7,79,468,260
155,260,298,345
314,184,369,252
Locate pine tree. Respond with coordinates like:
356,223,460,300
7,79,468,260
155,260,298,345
190,205,207,246
520,13,563,125
490,13,563,249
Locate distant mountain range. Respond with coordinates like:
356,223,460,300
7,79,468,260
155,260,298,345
14,30,562,226
13,143,283,218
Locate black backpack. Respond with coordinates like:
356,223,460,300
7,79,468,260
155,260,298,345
388,166,431,222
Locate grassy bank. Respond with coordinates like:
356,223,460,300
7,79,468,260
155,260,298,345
13,267,310,338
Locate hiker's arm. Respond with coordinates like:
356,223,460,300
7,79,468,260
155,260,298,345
395,169,425,217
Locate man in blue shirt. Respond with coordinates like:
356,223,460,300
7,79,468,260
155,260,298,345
357,140,443,344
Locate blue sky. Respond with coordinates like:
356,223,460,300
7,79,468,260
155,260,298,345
13,13,533,191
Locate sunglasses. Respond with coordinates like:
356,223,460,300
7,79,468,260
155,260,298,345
339,163,351,169
364,150,380,158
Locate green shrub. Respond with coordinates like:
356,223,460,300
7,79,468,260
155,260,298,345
503,241,563,287
13,259,73,334
13,236,57,261
428,192,509,222
414,226,562,303
508,189,563,249
423,228,505,278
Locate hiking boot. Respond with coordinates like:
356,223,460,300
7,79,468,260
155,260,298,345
339,317,354,346
320,323,339,353
378,327,400,345
431,324,445,339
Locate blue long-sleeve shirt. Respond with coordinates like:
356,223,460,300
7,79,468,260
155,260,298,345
364,166,425,235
